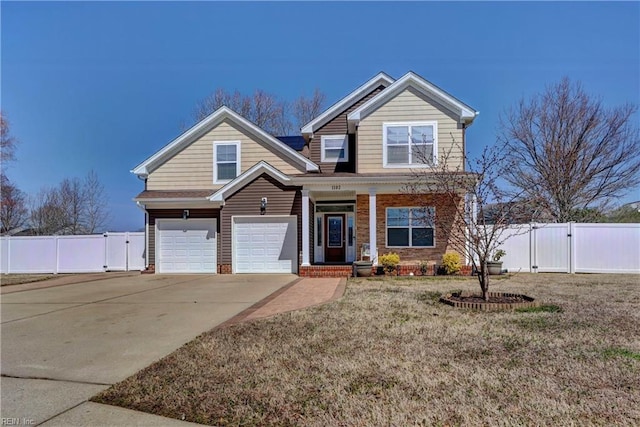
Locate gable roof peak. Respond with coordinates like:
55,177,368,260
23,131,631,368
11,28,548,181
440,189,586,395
300,71,395,135
348,71,479,126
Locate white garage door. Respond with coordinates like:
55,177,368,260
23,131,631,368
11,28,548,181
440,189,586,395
157,219,217,273
233,216,297,273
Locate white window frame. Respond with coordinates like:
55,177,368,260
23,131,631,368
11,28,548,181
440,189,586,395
382,121,437,168
385,207,435,248
321,135,349,163
213,141,241,184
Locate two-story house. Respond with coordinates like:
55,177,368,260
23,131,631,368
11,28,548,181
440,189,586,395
132,71,478,276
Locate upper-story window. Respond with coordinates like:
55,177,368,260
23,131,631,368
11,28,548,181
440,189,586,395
383,121,437,167
213,141,241,184
321,135,348,163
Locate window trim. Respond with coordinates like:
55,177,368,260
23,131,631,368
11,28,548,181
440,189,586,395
320,135,349,163
385,206,435,248
213,141,241,184
382,121,438,168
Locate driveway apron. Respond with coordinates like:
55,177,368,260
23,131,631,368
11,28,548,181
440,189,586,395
0,273,295,425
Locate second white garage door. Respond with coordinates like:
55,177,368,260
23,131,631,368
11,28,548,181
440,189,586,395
233,216,298,273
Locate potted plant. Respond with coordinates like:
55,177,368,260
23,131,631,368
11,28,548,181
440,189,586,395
353,260,373,277
487,249,506,275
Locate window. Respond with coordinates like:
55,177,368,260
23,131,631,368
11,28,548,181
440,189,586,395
214,141,240,183
383,122,437,167
321,135,348,162
386,207,435,247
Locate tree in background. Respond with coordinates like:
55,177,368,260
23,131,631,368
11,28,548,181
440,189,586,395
1,174,28,234
292,89,326,132
29,171,110,235
0,111,29,234
193,87,326,135
498,77,640,222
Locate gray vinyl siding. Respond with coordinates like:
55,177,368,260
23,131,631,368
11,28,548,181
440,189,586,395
220,174,302,265
147,209,220,266
309,86,385,173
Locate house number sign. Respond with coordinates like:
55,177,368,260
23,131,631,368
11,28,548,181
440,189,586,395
331,185,341,190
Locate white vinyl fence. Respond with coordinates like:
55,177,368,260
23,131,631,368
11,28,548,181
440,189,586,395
497,223,640,274
0,232,145,274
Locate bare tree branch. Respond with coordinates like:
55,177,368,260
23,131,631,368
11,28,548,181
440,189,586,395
498,77,640,222
405,142,531,300
193,87,325,136
293,89,326,131
0,111,18,164
0,174,28,234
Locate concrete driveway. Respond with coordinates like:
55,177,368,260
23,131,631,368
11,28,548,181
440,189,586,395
1,273,296,425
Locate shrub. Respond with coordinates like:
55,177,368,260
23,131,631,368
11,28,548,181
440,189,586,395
441,252,461,275
419,261,430,276
379,252,400,274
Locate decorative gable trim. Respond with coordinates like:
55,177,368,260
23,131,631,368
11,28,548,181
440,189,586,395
300,72,395,136
132,106,319,177
208,161,291,202
347,72,479,127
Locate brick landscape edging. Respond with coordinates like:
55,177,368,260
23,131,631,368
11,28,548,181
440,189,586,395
440,292,539,311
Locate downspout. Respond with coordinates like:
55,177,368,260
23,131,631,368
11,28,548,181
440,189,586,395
135,201,149,268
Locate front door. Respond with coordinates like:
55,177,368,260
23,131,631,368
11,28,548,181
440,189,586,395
324,214,345,263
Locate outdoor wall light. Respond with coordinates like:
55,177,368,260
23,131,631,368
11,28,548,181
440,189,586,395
183,209,190,220
260,197,268,215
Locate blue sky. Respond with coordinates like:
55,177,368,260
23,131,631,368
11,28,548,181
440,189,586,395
2,1,639,231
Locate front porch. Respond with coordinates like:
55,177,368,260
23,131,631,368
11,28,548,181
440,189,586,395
297,182,463,278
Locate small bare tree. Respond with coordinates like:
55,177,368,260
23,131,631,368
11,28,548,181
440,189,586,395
405,144,529,301
498,77,640,222
0,174,28,234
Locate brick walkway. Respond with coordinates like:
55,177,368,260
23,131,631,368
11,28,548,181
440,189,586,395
223,277,347,325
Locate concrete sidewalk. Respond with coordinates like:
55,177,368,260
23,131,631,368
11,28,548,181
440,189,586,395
1,274,346,426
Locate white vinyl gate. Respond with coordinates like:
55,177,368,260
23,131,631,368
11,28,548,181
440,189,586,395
497,223,640,274
0,232,145,274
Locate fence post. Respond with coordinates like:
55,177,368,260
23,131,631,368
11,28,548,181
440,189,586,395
7,237,11,274
125,232,130,272
530,223,538,273
55,236,60,274
569,222,575,274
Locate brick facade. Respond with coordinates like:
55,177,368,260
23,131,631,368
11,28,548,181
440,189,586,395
300,265,353,278
218,264,232,274
356,193,464,265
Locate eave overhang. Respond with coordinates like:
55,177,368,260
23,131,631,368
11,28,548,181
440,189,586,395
132,106,319,177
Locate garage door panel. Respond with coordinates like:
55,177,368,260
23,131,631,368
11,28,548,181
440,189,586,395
233,217,297,274
157,219,217,274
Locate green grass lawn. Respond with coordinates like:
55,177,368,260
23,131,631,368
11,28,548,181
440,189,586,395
94,273,640,426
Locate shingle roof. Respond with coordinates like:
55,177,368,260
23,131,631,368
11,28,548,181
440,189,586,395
276,136,306,151
135,190,214,200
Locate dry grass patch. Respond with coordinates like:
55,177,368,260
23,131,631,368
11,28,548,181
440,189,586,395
94,273,640,426
0,274,56,286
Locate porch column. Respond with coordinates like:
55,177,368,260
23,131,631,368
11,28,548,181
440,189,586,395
369,187,378,265
301,189,310,266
